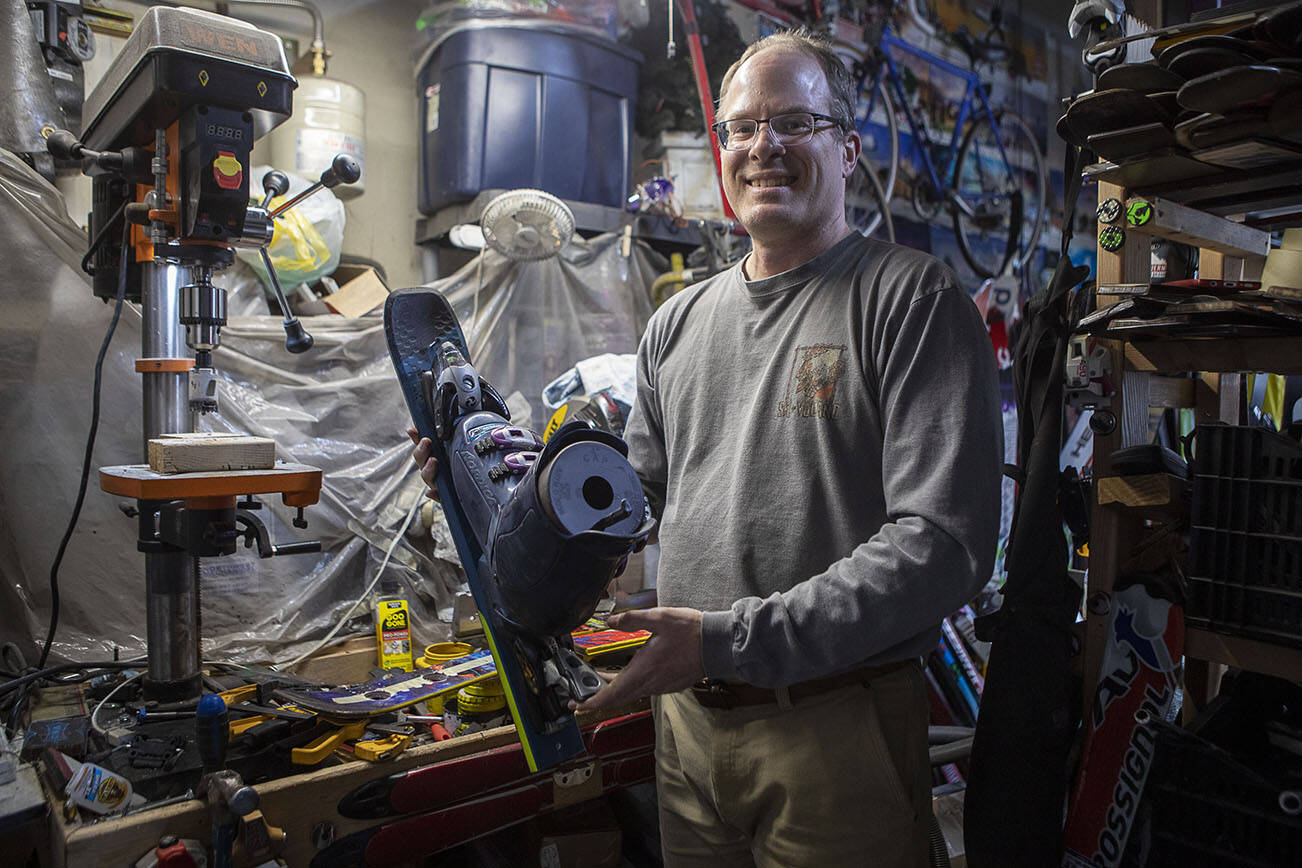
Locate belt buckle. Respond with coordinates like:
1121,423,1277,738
690,679,739,709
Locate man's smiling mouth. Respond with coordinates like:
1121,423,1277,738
748,176,795,188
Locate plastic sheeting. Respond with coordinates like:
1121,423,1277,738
445,239,660,431
0,149,662,666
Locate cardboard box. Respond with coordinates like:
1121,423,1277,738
537,829,622,868
534,797,624,868
653,131,725,219
933,788,966,866
322,265,389,317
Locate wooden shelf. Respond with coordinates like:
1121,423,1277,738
1124,195,1270,259
1184,627,1302,682
1126,337,1302,375
1122,161,1302,218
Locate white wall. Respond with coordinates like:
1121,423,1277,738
61,0,427,288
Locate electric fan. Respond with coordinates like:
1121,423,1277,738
479,189,576,261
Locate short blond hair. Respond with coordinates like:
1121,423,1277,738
717,27,857,130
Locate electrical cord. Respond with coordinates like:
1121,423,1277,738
79,200,128,276
90,671,146,739
0,643,27,679
283,484,425,670
39,219,133,670
0,660,143,699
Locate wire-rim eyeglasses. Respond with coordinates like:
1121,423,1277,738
711,112,846,150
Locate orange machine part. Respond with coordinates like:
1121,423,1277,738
99,464,323,509
135,358,195,373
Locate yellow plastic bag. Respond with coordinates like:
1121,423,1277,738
236,167,344,291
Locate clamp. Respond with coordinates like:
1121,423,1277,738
353,732,413,762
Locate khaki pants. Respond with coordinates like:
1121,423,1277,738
652,661,931,868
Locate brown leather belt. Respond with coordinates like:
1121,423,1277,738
688,658,917,710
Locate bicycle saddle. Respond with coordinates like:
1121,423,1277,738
952,26,1007,68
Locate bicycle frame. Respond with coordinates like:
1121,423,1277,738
863,28,1014,206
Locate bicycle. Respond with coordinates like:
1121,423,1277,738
849,0,1047,278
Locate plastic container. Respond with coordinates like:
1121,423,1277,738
1188,425,1302,647
1138,725,1302,866
416,20,640,215
269,75,366,199
65,761,134,815
373,582,414,671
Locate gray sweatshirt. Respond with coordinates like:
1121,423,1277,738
623,232,1003,688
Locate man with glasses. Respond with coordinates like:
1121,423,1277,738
414,26,1001,868
576,27,1003,866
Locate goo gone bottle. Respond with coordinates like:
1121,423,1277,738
373,580,415,671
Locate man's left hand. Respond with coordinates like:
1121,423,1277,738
571,606,705,712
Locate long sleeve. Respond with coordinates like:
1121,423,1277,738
700,286,1003,686
623,329,668,521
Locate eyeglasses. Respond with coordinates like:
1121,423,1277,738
711,112,844,151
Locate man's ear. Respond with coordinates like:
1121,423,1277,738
842,129,862,179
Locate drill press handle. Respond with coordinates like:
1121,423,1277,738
258,247,314,354
259,170,289,208
267,154,361,219
322,153,362,188
256,154,362,353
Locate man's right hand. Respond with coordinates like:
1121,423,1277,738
407,427,440,499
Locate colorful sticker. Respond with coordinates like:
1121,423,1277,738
1096,198,1122,224
1126,200,1153,227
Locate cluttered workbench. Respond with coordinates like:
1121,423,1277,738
1,8,661,866
18,636,653,868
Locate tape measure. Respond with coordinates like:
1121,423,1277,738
445,677,507,736
456,678,505,715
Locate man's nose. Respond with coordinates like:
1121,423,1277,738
747,122,785,157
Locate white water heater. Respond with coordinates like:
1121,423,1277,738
271,74,366,198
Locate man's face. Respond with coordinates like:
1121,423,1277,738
717,47,859,248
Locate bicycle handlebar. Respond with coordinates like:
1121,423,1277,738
902,0,938,39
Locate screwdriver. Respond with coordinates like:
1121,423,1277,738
196,693,230,774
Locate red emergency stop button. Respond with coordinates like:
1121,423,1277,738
212,151,243,190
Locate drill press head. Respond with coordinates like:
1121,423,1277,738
80,7,296,305
81,6,294,152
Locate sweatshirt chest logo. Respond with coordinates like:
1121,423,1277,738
777,344,846,420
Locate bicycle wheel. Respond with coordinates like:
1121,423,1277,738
951,111,1046,279
845,153,895,242
854,78,899,203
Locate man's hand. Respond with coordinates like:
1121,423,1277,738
406,427,439,499
572,607,705,712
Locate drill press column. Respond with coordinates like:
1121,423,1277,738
141,261,192,444
141,259,200,698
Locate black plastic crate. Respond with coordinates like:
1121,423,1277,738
1139,725,1302,867
1189,426,1302,646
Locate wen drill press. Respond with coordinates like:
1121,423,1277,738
49,6,360,701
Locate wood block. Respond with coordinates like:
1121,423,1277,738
288,635,375,684
147,433,276,474
1123,195,1270,259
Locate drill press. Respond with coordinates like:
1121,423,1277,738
50,7,360,700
